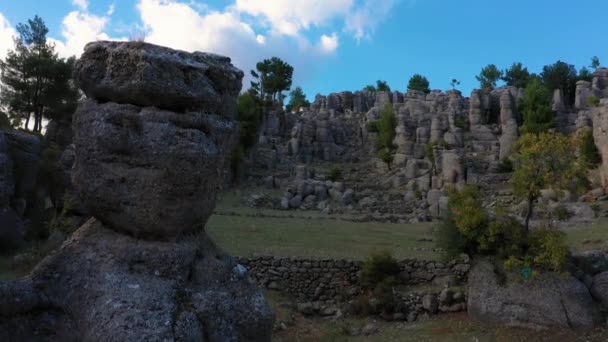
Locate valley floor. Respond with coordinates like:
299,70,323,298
2,189,608,340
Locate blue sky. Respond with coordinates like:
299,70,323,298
0,0,606,99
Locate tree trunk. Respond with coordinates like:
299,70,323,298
24,112,31,130
524,195,534,231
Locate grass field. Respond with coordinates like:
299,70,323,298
566,217,608,253
206,214,437,260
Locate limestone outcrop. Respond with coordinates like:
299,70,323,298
0,129,41,250
72,99,237,238
468,260,602,329
0,41,273,342
592,100,608,188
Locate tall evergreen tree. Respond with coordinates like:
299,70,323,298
286,86,310,112
540,60,577,106
521,78,554,134
476,64,503,90
0,15,78,131
407,74,430,93
591,56,601,70
250,57,293,102
501,62,531,88
376,80,390,92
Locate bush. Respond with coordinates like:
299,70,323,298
377,149,393,164
454,116,466,129
496,158,514,173
588,95,600,107
446,186,488,243
481,210,526,258
361,250,400,289
425,140,449,172
372,276,397,313
374,104,397,166
529,227,569,272
578,128,601,168
552,204,572,221
328,166,342,181
435,216,468,260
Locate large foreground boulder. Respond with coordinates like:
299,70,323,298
0,41,273,341
0,218,273,341
468,260,602,329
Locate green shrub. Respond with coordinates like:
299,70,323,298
481,210,526,258
446,186,488,243
454,116,466,129
578,128,601,168
361,250,400,289
414,190,422,200
374,104,397,166
372,276,397,313
552,204,572,221
377,149,393,164
496,158,514,173
529,227,569,272
435,216,468,260
588,95,600,107
328,166,342,181
425,140,449,173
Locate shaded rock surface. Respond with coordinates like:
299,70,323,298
0,41,273,341
0,219,273,342
468,260,602,330
72,99,237,238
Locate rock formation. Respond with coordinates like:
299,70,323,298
0,41,273,341
468,260,602,329
0,130,41,250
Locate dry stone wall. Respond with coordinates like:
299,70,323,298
238,255,471,300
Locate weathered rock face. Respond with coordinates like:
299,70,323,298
74,41,243,116
468,260,602,329
592,101,608,188
0,131,14,207
0,41,273,342
72,99,237,238
0,219,272,342
6,130,41,202
590,271,608,307
0,129,40,249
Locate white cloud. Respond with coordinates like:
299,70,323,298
0,12,16,61
318,33,338,54
72,0,89,11
50,11,112,58
345,0,398,42
107,3,116,16
136,0,343,90
235,0,353,36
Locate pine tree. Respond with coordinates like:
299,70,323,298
0,16,78,131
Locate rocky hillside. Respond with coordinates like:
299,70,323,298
243,68,608,224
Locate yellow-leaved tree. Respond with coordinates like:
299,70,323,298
512,132,588,230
